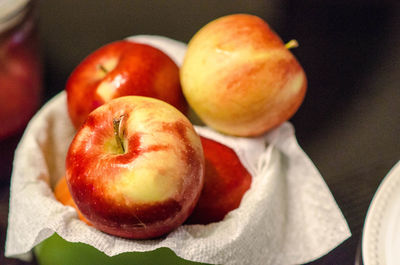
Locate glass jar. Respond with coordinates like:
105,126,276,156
0,0,42,139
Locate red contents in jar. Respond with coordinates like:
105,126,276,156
0,2,42,139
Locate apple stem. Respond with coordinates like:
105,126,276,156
285,39,299,49
113,115,126,153
98,64,109,74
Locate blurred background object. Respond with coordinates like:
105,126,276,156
1,0,399,264
0,0,42,183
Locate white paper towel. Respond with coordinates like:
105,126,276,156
5,35,351,265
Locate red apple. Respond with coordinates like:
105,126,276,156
65,96,204,239
180,14,307,136
58,135,252,226
186,136,252,224
66,40,187,129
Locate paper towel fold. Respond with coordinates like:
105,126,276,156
5,35,351,265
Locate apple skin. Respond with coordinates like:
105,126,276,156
186,136,252,224
180,14,307,136
66,40,187,129
66,96,204,239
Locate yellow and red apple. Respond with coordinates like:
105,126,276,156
180,14,307,136
57,135,252,226
65,96,204,239
66,40,187,129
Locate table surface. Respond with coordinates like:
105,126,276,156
1,1,399,264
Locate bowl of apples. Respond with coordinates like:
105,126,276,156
6,14,350,265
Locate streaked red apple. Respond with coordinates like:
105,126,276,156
180,14,307,136
57,135,252,226
65,96,204,239
186,136,252,224
66,40,187,129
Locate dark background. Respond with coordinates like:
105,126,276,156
1,0,399,264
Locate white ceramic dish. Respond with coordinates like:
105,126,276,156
362,160,400,265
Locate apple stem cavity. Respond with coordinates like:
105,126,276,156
113,115,126,153
98,64,109,74
285,39,299,49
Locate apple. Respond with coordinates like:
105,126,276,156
186,136,252,224
59,136,251,226
180,14,307,136
66,40,187,129
65,96,204,239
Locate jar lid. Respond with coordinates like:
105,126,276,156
0,0,30,33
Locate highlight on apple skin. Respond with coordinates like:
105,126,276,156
66,40,187,129
180,14,307,137
65,96,204,239
186,136,252,224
